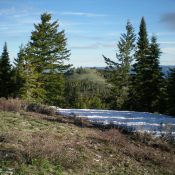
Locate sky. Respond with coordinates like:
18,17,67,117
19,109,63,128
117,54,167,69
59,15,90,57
0,0,175,67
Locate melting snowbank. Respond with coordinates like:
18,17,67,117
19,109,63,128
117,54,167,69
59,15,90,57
58,109,175,137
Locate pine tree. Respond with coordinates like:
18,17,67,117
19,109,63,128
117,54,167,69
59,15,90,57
131,17,149,111
147,35,164,112
167,68,175,115
0,42,12,98
30,12,71,106
131,18,163,112
103,21,136,109
13,45,26,97
14,44,45,102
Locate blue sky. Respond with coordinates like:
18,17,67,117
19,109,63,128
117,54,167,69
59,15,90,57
0,0,175,67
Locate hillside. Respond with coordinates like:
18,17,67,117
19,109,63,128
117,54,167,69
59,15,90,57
93,65,175,76
0,110,175,175
66,68,107,85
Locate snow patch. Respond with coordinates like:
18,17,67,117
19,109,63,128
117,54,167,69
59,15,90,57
58,109,175,137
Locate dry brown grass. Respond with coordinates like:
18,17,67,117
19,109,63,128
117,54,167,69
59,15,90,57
0,98,25,112
84,127,175,173
1,110,175,174
0,98,56,116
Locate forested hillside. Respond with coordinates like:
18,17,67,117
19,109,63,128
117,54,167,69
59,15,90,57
64,68,110,109
0,13,175,116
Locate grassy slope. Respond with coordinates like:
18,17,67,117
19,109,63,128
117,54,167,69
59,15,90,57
66,68,107,85
0,111,175,175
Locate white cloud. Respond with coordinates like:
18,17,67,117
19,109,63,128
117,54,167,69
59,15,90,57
71,43,100,49
60,12,109,17
0,6,35,17
155,32,175,36
102,43,116,48
70,41,117,50
160,12,175,30
15,18,39,24
162,47,175,55
0,7,16,15
159,41,175,45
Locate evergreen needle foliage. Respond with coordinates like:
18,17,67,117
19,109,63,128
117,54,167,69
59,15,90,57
0,42,13,98
167,68,175,115
103,21,136,109
14,13,71,105
131,17,163,112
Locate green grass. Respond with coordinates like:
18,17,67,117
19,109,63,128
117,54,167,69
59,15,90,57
0,111,175,175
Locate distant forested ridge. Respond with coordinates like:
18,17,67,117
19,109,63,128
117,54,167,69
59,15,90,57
88,66,175,76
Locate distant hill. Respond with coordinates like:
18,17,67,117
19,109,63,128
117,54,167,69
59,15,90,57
65,66,175,87
66,68,107,85
161,65,175,75
87,65,175,76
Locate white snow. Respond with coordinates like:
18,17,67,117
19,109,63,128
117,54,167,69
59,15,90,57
58,109,175,137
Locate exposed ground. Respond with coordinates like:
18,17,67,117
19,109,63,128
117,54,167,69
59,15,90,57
0,111,175,175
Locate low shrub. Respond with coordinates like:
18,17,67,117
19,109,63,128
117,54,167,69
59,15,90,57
0,98,25,112
73,116,91,127
26,103,56,116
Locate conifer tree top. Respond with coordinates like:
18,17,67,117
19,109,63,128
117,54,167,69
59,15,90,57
30,12,71,73
41,13,51,22
1,42,9,59
137,17,149,50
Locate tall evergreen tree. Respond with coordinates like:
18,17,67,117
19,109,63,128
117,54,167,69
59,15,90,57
13,45,26,97
166,68,175,116
131,18,163,112
103,21,136,109
147,35,164,112
0,42,12,98
30,12,71,105
131,17,149,111
14,44,45,102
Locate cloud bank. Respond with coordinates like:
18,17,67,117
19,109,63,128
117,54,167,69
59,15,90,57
161,13,175,30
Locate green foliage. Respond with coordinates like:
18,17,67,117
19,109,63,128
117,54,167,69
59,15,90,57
12,13,71,105
66,68,106,85
130,18,163,112
29,12,71,106
65,68,109,109
14,44,45,102
65,79,107,109
135,17,149,61
44,73,65,106
0,42,13,98
147,36,165,112
103,21,136,109
13,45,25,97
30,13,71,73
167,68,175,115
0,16,173,116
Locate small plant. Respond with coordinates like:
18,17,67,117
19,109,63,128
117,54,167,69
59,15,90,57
73,116,91,127
159,123,175,144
